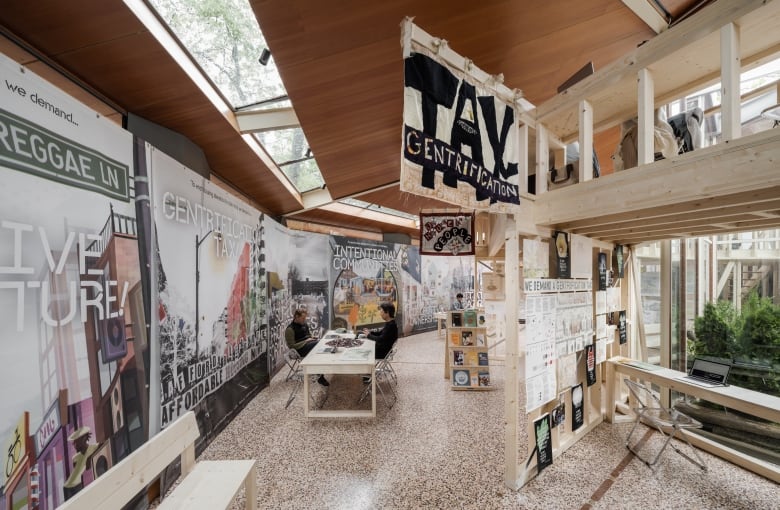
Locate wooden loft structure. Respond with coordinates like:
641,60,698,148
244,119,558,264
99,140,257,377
494,0,780,489
526,0,780,247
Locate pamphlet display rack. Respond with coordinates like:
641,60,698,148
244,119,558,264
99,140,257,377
445,310,492,390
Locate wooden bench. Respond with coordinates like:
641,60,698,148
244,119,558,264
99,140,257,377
58,411,257,510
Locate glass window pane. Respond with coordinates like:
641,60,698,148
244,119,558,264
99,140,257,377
148,0,286,108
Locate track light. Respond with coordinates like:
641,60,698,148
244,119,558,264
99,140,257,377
259,48,271,66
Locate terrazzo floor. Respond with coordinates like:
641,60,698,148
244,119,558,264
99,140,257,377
190,330,778,510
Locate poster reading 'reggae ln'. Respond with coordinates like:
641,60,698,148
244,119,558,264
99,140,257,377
0,53,151,506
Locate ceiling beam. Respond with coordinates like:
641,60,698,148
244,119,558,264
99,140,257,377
621,0,668,34
236,106,299,133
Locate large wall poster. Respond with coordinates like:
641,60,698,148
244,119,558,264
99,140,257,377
329,236,401,332
151,149,267,434
263,218,331,378
0,53,150,509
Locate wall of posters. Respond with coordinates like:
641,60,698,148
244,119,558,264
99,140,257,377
151,149,268,432
0,53,150,508
0,45,490,510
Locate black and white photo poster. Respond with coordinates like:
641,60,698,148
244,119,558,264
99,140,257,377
613,244,625,278
534,414,553,473
598,252,608,291
572,383,584,431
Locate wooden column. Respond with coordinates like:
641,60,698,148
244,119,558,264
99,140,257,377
720,22,741,142
578,99,594,182
503,214,520,489
637,68,655,166
535,124,549,195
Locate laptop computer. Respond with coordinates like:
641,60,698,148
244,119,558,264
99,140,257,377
676,358,731,387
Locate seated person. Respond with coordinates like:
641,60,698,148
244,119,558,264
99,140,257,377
285,309,329,386
452,293,465,310
361,302,399,382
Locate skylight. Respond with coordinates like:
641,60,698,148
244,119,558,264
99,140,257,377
339,198,418,221
147,0,326,194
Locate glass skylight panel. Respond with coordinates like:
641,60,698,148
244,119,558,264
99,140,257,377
148,0,286,109
339,198,418,220
255,128,324,192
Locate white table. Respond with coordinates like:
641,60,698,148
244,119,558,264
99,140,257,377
300,333,376,418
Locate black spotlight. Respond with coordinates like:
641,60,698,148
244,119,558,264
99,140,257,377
259,48,271,66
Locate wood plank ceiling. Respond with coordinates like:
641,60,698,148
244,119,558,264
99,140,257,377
4,0,751,245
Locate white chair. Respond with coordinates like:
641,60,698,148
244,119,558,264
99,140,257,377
623,378,707,471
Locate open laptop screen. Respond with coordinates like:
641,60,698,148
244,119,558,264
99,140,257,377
688,358,731,384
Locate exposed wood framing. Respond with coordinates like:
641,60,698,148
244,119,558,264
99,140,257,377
721,22,742,141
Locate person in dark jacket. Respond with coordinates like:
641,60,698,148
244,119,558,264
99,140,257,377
285,309,329,386
361,302,398,383
362,302,398,359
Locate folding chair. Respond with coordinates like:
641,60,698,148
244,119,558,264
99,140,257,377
358,357,397,409
283,348,327,410
284,349,303,409
623,378,707,471
283,348,302,382
381,346,398,386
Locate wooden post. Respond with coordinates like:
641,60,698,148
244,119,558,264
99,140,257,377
578,100,594,182
535,124,549,195
637,68,655,166
503,214,520,489
720,22,741,142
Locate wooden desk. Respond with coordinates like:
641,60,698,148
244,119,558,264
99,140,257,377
300,334,376,418
606,357,780,424
606,357,780,481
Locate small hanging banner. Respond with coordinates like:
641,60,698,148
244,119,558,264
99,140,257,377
419,212,475,255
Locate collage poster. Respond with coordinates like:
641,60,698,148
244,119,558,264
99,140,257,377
152,149,268,431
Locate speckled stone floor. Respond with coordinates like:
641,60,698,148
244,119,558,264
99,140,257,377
190,330,778,510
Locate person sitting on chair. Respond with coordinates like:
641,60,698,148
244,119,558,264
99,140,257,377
452,293,465,310
361,302,398,383
285,309,329,386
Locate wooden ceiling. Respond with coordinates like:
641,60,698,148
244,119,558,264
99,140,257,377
2,0,737,244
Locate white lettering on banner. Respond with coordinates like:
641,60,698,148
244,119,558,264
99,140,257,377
35,402,61,454
524,279,593,293
0,219,130,332
161,190,253,246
